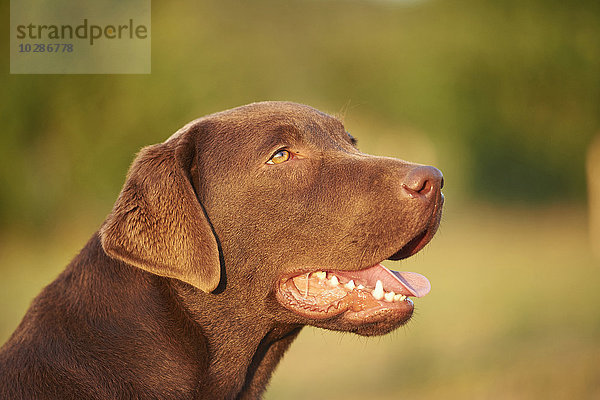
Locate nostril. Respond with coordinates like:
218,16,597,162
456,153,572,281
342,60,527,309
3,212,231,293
403,180,433,196
408,179,432,195
420,180,433,195
402,166,444,199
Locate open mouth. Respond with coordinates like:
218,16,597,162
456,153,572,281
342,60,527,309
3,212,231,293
275,219,440,331
276,262,430,327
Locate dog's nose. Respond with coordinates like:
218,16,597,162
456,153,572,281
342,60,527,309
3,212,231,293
402,166,444,199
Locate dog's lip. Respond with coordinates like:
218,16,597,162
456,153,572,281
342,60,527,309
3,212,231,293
389,192,444,261
388,228,433,261
275,263,429,324
275,270,414,322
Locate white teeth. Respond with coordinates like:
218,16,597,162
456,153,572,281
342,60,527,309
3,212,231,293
393,294,406,302
372,280,384,300
303,273,310,296
344,280,356,290
305,272,408,303
328,275,339,287
313,271,326,280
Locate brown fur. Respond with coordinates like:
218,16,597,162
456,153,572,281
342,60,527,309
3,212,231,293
0,102,443,399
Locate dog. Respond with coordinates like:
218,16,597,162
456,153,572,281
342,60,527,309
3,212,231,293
0,102,444,399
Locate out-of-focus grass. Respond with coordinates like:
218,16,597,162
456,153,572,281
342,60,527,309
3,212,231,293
1,204,598,398
265,203,600,399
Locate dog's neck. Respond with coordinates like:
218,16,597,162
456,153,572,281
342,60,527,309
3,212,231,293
167,277,302,399
67,234,300,399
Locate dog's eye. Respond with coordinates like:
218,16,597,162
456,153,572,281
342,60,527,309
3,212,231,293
267,149,292,165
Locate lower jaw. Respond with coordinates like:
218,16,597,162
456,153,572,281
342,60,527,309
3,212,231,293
275,282,415,328
343,300,413,324
299,302,415,336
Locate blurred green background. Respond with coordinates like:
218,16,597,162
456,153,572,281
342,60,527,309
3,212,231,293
2,0,599,398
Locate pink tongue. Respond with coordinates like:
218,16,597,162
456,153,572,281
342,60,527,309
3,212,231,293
335,263,431,298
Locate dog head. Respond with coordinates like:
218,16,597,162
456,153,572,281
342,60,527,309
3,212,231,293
101,101,444,336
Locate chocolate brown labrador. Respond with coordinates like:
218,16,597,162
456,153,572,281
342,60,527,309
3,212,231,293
0,102,444,399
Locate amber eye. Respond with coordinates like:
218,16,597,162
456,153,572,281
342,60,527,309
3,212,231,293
267,149,291,165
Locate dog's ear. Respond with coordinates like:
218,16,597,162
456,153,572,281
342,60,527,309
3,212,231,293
100,125,220,292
